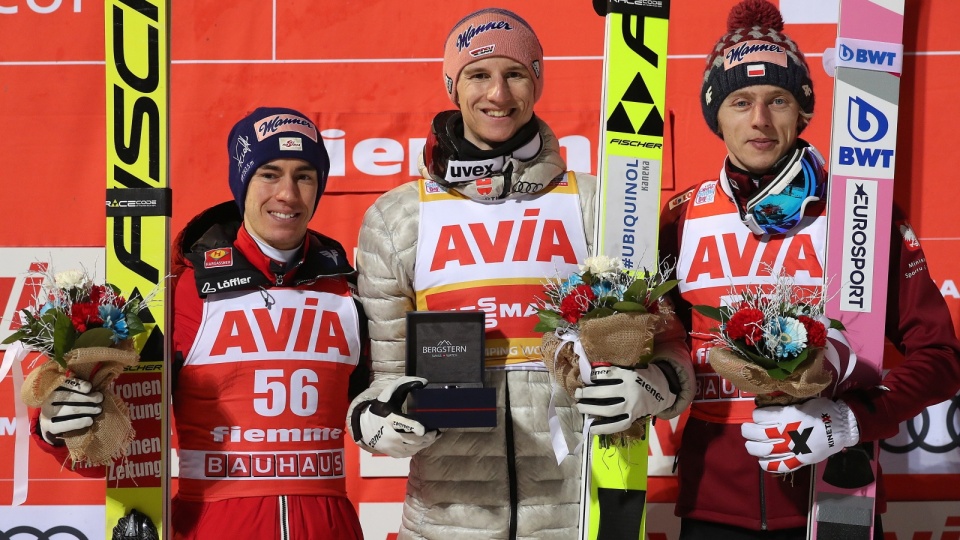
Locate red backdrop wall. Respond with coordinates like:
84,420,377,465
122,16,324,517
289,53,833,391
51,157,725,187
1,1,959,538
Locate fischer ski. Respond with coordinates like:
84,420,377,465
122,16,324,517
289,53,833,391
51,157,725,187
809,1,906,538
104,1,172,538
582,1,670,539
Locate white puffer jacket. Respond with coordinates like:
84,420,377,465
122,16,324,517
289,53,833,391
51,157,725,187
347,118,694,540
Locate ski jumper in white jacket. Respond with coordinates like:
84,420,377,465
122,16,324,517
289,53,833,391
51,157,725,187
347,114,695,540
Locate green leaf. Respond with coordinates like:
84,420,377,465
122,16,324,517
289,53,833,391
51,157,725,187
738,347,780,370
597,295,619,308
624,278,648,304
534,310,565,332
829,318,846,331
648,279,680,302
52,311,76,369
125,312,146,337
534,321,560,333
581,307,615,321
612,301,648,313
771,349,810,375
692,305,724,322
75,327,116,349
1,330,27,345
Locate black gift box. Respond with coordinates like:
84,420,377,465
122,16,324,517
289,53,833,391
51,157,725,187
404,311,497,429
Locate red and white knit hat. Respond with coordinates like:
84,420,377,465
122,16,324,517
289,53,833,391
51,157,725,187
701,0,815,136
442,8,544,106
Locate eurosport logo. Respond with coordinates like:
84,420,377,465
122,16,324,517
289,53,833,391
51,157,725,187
835,37,903,74
840,181,878,312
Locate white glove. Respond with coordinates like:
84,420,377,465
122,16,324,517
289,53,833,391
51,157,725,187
574,364,677,435
351,376,440,458
38,377,104,446
741,398,860,473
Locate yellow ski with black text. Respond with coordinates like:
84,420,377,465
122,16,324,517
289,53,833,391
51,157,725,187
105,0,171,537
582,1,670,539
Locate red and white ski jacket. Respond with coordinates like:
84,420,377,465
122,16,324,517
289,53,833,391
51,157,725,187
660,167,960,530
170,202,369,538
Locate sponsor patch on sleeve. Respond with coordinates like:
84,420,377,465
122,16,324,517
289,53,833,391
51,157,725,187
693,182,717,206
897,220,921,251
668,189,693,210
204,248,234,269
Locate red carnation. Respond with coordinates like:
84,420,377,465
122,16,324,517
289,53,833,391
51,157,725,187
726,308,765,346
70,302,102,333
88,284,105,304
559,284,596,324
799,315,827,348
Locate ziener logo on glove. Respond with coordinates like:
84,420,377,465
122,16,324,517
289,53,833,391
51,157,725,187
635,375,665,403
392,419,417,432
368,426,385,448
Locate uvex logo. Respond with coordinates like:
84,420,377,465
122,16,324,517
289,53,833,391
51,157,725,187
448,163,495,179
446,158,501,182
210,297,350,357
430,208,577,271
683,231,823,286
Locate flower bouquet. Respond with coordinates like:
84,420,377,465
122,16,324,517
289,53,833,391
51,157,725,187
693,272,841,407
535,256,679,444
3,268,153,465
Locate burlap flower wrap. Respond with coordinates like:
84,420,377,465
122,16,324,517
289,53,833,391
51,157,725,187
21,345,139,465
542,311,673,444
708,346,832,407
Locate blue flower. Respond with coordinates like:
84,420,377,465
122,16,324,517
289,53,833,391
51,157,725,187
765,316,808,359
558,273,584,297
592,279,617,299
99,305,129,342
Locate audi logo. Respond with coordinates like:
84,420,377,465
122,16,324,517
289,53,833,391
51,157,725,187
0,526,88,540
880,395,960,454
511,181,543,194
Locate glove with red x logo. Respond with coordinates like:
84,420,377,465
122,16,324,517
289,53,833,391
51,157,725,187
741,398,860,473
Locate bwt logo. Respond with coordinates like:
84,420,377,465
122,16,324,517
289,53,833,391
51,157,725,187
847,96,888,142
838,43,898,67
839,96,894,169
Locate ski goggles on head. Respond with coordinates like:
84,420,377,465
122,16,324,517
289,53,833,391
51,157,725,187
738,145,827,235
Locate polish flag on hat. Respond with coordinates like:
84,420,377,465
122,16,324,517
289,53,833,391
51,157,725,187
747,64,766,77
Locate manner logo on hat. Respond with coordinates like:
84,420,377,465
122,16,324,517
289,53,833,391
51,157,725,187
455,20,513,52
723,40,788,70
253,113,318,142
204,248,234,269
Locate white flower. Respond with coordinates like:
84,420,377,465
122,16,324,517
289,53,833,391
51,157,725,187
580,256,621,276
54,269,90,290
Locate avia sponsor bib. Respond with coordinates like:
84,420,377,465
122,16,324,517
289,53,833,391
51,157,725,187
678,212,827,292
677,183,827,423
189,289,361,365
415,174,588,366
416,174,587,287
